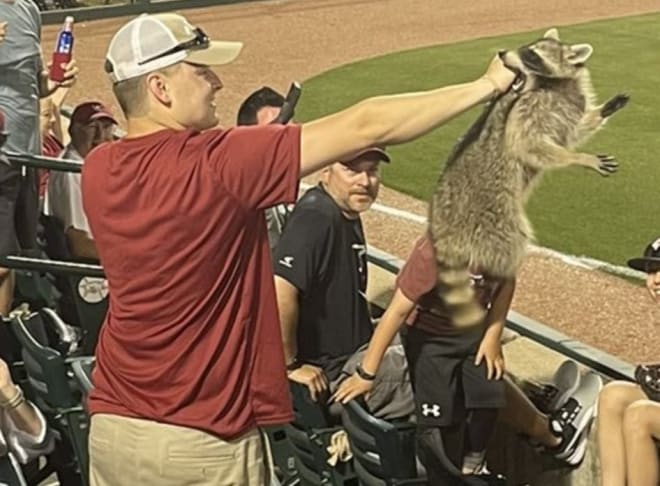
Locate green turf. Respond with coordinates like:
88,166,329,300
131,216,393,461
295,13,660,267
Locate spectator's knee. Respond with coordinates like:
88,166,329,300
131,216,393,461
416,425,458,479
0,266,11,281
599,381,638,417
622,400,655,436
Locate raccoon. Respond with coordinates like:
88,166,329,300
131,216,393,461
430,28,629,328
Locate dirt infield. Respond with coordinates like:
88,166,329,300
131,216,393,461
41,0,660,363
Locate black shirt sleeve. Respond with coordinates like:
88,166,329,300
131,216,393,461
273,207,334,296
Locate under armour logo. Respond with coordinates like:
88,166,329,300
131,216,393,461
279,256,294,268
421,403,441,417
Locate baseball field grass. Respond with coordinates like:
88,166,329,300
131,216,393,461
296,13,659,268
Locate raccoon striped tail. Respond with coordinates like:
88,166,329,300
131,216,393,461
436,264,486,328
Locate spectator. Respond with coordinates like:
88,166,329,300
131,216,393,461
0,357,55,485
83,12,515,485
334,232,599,481
597,237,660,486
40,97,65,158
0,0,78,317
236,86,292,250
237,86,285,126
274,147,413,419
39,84,74,200
45,101,117,261
0,110,17,315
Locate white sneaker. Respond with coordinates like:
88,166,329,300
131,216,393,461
547,371,602,465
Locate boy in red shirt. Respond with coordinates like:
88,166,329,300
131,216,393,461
335,233,600,482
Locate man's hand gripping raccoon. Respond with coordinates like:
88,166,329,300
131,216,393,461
429,28,629,329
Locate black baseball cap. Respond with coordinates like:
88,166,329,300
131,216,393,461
628,237,660,273
341,147,390,164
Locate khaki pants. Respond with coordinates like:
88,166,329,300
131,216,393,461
89,414,272,486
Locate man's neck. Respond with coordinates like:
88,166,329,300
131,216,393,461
71,141,89,159
125,114,188,139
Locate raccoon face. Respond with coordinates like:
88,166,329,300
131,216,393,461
501,28,593,80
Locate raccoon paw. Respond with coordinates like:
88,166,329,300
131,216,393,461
601,94,630,118
595,154,619,176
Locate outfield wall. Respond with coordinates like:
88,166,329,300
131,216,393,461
41,0,258,25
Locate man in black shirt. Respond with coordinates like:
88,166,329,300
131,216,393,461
275,147,412,414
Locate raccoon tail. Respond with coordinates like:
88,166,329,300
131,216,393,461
436,264,486,328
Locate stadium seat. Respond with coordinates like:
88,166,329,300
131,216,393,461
284,382,357,485
9,311,91,486
40,214,108,354
70,356,95,397
341,399,427,486
342,399,511,486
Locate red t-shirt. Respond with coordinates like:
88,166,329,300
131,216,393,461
82,125,301,439
396,235,503,335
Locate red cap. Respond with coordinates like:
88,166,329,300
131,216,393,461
0,109,7,135
71,102,117,126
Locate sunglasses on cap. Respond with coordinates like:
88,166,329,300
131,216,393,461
137,27,210,66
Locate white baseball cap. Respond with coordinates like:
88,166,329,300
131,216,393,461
104,13,243,84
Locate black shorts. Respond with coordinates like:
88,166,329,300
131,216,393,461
403,326,506,427
0,162,39,256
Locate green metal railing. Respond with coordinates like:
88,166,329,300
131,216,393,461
0,255,105,278
6,152,82,173
366,247,635,381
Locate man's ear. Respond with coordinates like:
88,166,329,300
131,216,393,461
319,165,332,182
146,73,172,105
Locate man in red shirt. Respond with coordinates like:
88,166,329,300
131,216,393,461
84,11,516,486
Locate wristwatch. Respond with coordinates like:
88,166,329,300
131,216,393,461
356,363,376,381
286,357,302,372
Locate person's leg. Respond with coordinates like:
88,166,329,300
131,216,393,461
0,163,20,317
597,381,646,486
89,414,269,486
462,408,499,473
461,352,506,475
0,268,15,316
14,167,39,252
500,376,560,448
404,328,463,483
363,344,414,420
417,424,464,484
622,400,660,486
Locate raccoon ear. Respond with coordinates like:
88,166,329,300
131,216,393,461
568,44,593,64
544,28,560,40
